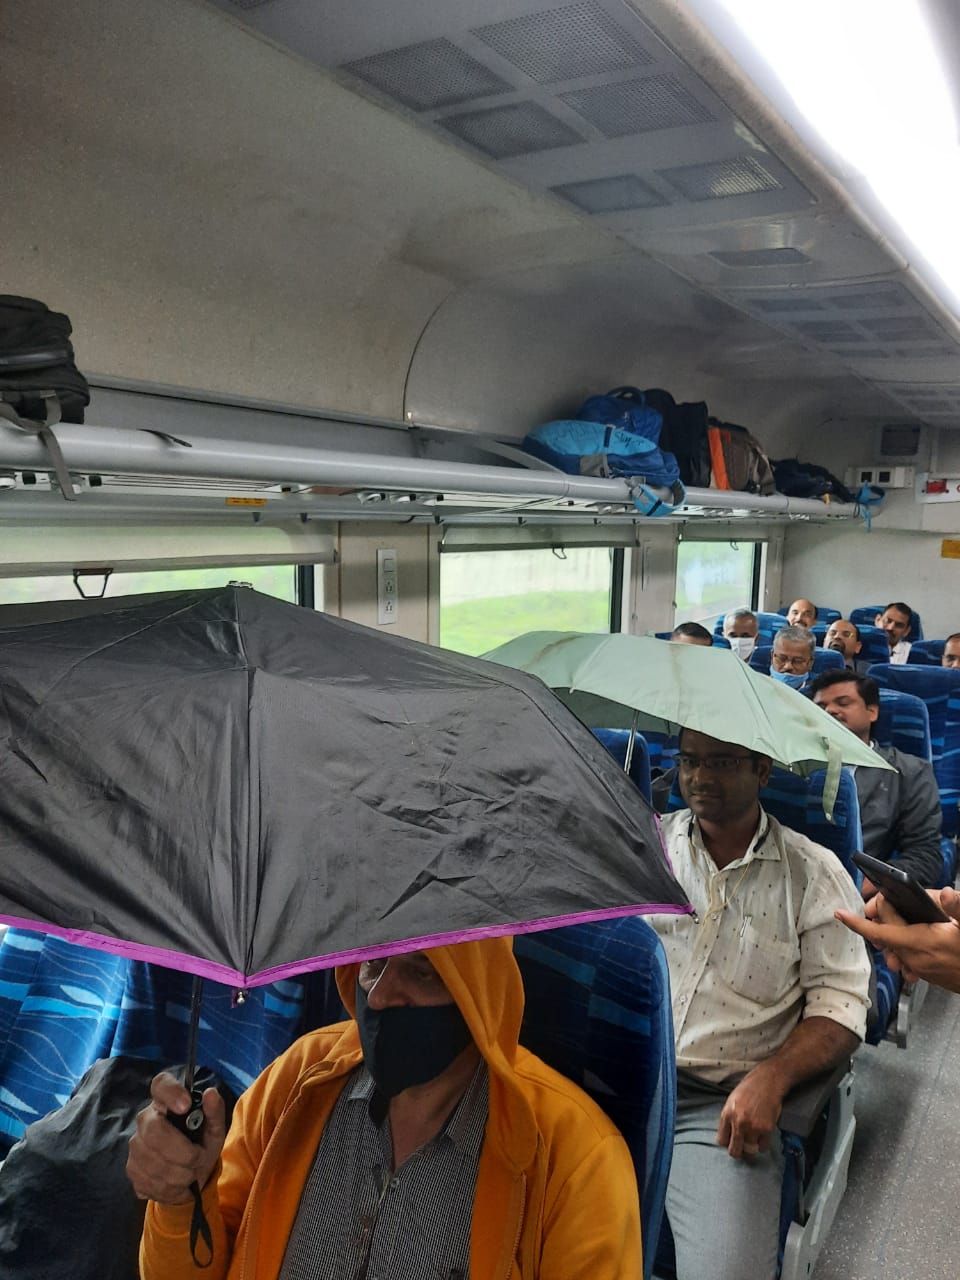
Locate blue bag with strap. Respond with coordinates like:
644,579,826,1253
576,386,664,442
523,383,681,485
521,419,682,487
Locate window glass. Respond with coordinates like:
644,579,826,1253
673,540,758,628
0,565,298,606
441,547,613,656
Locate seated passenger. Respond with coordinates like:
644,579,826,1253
785,598,817,628
875,601,913,664
942,633,960,668
770,625,816,691
671,621,713,647
824,618,861,669
722,608,759,661
810,671,942,891
129,939,642,1280
649,729,869,1280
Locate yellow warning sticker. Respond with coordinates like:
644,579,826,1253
941,539,960,559
225,497,268,507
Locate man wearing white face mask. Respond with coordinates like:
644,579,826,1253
769,626,816,692
722,609,759,661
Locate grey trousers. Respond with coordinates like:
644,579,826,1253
664,1094,786,1280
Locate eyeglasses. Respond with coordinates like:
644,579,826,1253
358,954,448,997
771,653,810,670
678,752,756,773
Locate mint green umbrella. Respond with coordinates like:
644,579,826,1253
483,631,892,818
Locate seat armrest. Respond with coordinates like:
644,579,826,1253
779,1060,851,1138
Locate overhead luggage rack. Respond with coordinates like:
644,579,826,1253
0,412,862,526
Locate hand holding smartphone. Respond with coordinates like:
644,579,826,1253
851,851,950,926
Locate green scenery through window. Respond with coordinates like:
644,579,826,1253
674,540,758,628
0,565,298,606
440,547,613,656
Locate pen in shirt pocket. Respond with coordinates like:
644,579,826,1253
739,914,751,939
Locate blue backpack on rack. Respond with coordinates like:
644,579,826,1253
522,387,683,507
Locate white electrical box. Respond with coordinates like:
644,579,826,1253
844,465,914,490
377,547,398,625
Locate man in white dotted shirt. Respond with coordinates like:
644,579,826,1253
647,728,870,1280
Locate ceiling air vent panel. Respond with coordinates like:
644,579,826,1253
342,38,512,111
659,156,782,202
471,2,653,84
551,173,666,212
861,315,940,342
793,321,861,342
750,297,825,314
561,75,716,138
439,102,584,158
709,248,810,267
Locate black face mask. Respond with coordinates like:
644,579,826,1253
355,982,474,1098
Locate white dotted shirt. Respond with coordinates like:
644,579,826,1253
650,808,870,1084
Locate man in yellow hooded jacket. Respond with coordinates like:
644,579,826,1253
128,935,642,1279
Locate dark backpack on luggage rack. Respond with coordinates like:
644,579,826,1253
773,457,855,505
642,388,712,488
0,295,91,499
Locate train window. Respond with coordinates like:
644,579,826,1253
674,539,760,627
440,547,616,656
0,565,299,606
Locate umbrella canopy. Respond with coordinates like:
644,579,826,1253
0,590,686,987
483,631,893,813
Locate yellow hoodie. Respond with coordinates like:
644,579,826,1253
140,936,643,1279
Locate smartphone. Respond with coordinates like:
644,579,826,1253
851,851,950,925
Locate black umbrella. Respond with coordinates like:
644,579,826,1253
0,586,687,988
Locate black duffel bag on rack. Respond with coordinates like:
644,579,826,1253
0,295,91,498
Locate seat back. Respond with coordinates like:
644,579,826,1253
749,644,772,674
514,919,675,1280
643,729,679,778
759,767,863,881
592,728,652,803
851,605,923,641
853,625,892,669
868,666,960,838
910,639,945,665
873,690,933,761
0,929,318,1152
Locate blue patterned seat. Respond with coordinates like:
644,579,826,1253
515,918,674,1280
592,729,652,803
852,625,892,668
873,690,932,761
0,929,339,1153
759,767,862,882
910,639,945,665
867,666,960,840
642,730,680,784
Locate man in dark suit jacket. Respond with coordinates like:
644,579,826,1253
810,671,942,893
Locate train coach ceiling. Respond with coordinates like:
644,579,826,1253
2,0,959,438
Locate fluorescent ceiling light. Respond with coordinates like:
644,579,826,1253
714,0,960,310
